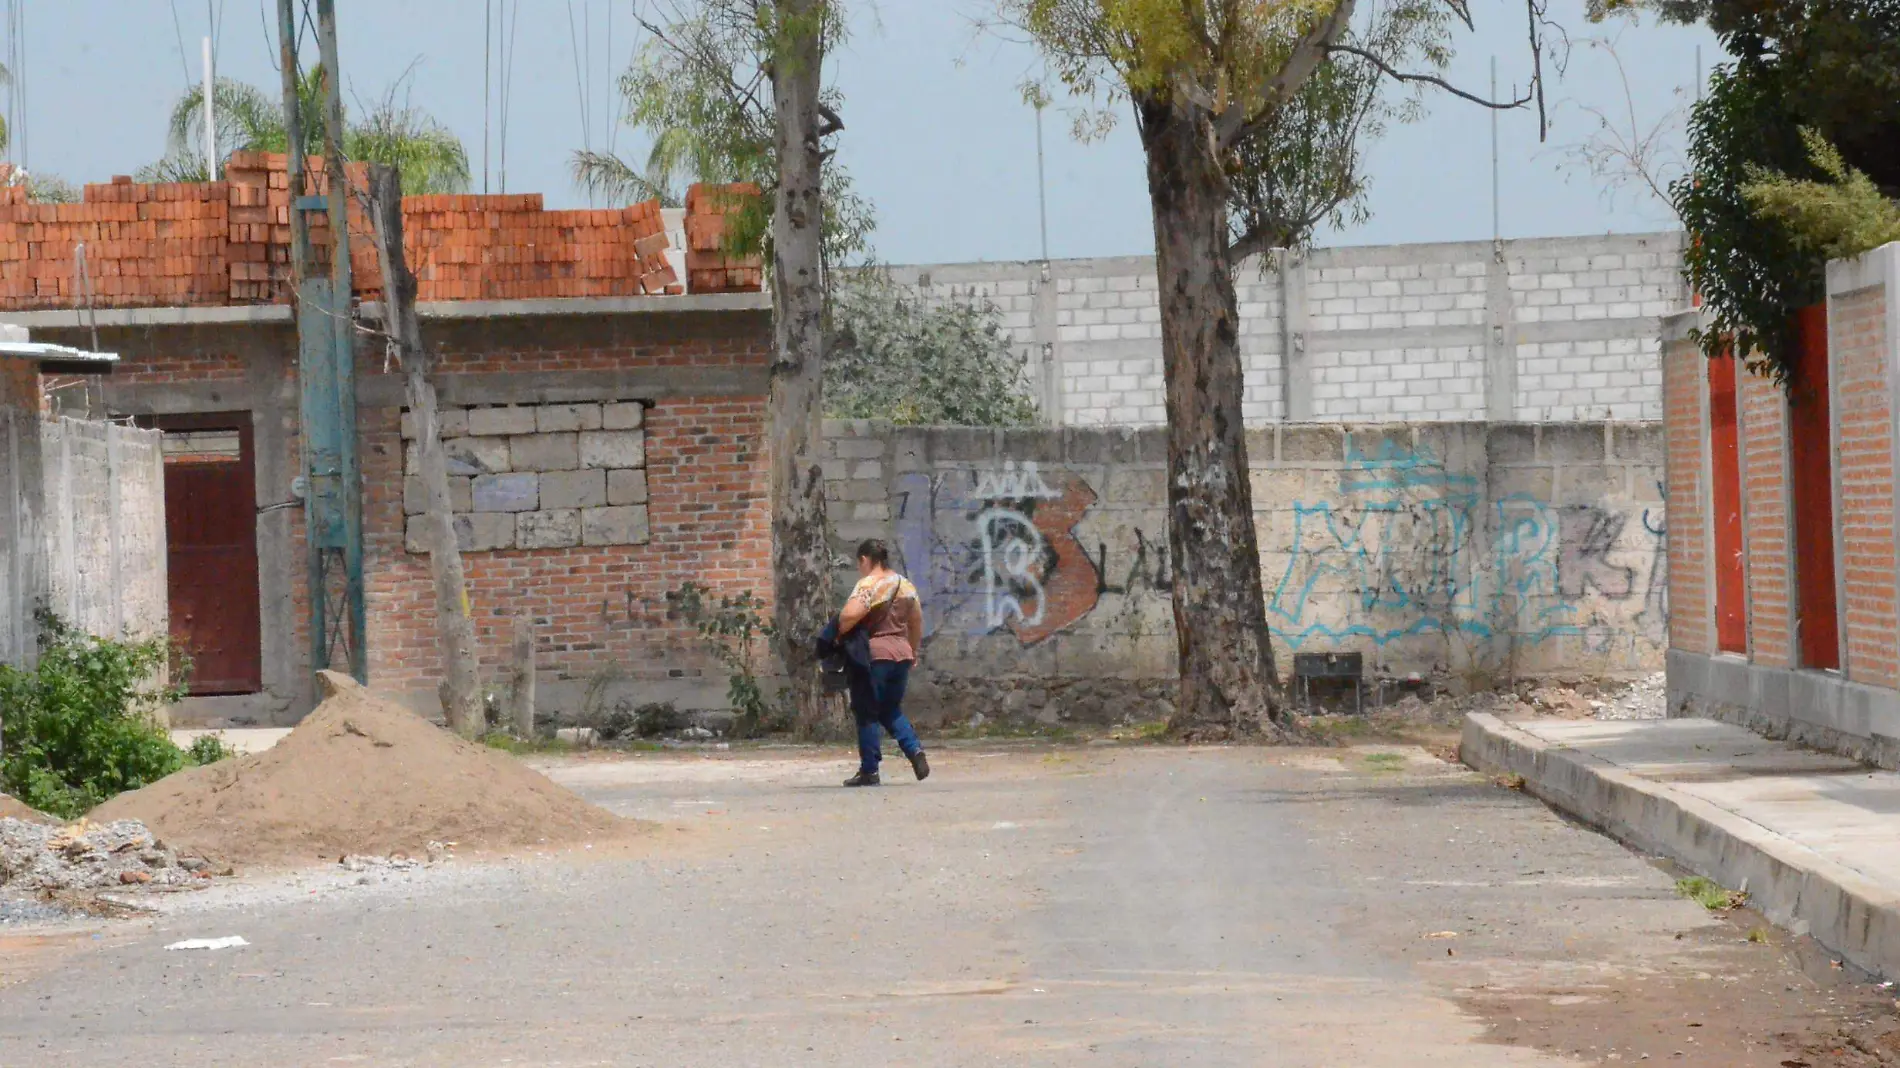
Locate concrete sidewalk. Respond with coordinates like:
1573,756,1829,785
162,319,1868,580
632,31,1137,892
1463,713,1900,979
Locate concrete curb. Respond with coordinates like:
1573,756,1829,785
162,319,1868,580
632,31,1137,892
1461,713,1900,979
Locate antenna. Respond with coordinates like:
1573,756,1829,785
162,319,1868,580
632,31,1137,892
1035,100,1049,262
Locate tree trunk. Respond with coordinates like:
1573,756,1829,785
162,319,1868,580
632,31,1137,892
365,164,485,738
768,0,842,737
1133,94,1288,740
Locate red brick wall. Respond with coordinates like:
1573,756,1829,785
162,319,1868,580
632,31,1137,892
1832,285,1897,688
354,324,773,696
1664,334,1711,654
1739,364,1793,667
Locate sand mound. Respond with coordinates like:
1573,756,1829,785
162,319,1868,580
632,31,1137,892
93,671,627,867
0,795,54,824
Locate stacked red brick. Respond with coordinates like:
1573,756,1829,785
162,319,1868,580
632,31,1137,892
0,175,228,307
1832,285,1897,687
684,183,764,294
401,195,679,301
224,151,373,303
0,159,758,312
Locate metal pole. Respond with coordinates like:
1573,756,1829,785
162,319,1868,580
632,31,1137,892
483,0,490,195
1035,102,1049,262
202,37,217,180
315,0,366,684
1490,56,1500,243
277,0,308,277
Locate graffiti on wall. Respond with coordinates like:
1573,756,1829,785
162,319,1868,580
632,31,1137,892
887,442,1666,670
897,461,1109,646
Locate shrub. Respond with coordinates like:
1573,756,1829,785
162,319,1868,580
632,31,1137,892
665,582,788,737
0,610,202,819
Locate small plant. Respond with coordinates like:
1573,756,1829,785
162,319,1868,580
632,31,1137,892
1747,927,1770,944
665,582,789,737
0,610,193,819
1676,876,1748,912
184,734,234,766
1364,752,1407,772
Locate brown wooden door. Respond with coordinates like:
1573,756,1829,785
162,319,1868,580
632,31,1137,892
159,418,262,695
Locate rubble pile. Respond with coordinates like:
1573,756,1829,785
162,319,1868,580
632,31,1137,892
1597,672,1667,720
0,818,210,892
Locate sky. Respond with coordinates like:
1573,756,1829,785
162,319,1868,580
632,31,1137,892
1,0,1717,266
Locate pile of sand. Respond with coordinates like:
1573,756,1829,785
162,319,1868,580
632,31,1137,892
93,671,627,868
0,795,54,824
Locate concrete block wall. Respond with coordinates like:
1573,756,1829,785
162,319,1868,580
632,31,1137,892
1,404,167,669
398,401,653,553
1665,242,1900,770
881,232,1686,429
821,418,1665,727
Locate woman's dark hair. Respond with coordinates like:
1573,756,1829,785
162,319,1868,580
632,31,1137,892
856,539,890,567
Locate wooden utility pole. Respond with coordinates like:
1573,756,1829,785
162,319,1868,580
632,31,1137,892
364,163,484,737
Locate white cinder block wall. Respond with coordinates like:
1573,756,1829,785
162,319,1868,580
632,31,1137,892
876,232,1685,426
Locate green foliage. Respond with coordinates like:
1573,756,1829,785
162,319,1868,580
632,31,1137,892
665,582,787,736
1743,129,1900,263
183,733,233,766
0,611,198,819
1226,0,1451,255
1676,875,1746,911
1673,61,1817,381
999,0,1449,259
826,274,1040,426
139,68,471,196
576,0,874,268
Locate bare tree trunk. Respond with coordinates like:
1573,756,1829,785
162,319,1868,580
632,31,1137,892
1134,94,1288,740
365,164,485,738
768,0,841,737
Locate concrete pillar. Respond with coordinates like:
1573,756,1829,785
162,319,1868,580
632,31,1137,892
1484,240,1517,421
1033,260,1063,426
1279,248,1313,421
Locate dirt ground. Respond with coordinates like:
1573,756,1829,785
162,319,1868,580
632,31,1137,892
0,741,1892,1067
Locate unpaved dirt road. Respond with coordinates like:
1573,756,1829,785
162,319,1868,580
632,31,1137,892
0,744,1893,1066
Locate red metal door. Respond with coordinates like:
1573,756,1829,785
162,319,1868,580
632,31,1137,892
1709,351,1748,654
160,418,262,695
1789,305,1840,669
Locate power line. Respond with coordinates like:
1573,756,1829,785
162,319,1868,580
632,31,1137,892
170,0,195,88
500,0,520,193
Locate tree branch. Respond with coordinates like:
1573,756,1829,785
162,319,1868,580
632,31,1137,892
1214,0,1359,150
1321,43,1534,110
816,103,844,138
1225,225,1282,268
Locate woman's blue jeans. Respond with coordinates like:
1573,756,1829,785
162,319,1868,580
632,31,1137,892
847,659,922,774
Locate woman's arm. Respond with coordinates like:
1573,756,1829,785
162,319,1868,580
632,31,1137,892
905,599,923,662
838,589,870,634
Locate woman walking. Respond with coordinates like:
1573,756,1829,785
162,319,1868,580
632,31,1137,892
835,539,929,787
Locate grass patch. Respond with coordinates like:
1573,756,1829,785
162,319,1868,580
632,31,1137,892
934,720,1081,743
1747,927,1770,944
1677,875,1748,911
1362,752,1407,772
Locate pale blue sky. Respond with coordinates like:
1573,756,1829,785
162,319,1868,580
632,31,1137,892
2,0,1715,265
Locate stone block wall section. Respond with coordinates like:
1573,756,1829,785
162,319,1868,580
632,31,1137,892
1664,242,1900,771
398,401,653,552
0,156,766,310
879,232,1685,428
821,418,1665,727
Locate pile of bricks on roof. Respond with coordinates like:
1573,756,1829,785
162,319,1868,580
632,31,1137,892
0,153,764,311
683,183,764,295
